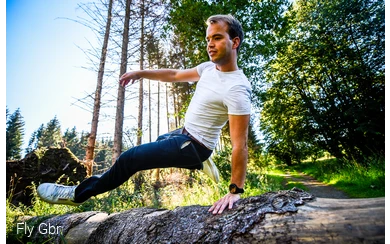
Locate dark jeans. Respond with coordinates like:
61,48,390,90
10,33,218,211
74,128,212,203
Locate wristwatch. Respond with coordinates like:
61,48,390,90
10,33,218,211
229,183,244,194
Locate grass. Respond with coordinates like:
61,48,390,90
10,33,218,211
264,168,308,191
6,165,291,241
7,154,384,241
6,182,80,242
291,156,385,198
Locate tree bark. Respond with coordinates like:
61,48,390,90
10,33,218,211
16,188,384,244
132,0,146,192
165,83,170,132
155,80,160,182
85,0,114,175
148,79,151,142
136,0,145,146
112,0,131,165
173,92,178,129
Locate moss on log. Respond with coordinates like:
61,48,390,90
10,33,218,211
6,148,87,206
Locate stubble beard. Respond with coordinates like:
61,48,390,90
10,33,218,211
210,52,230,67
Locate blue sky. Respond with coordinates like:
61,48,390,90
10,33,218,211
6,0,168,154
5,0,268,154
6,0,104,150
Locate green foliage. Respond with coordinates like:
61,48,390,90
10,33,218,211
94,137,114,172
6,159,288,239
6,1,385,240
62,127,81,157
6,108,25,160
293,155,385,198
260,0,384,164
41,117,63,147
24,118,114,163
26,116,63,153
8,154,384,241
62,129,90,160
212,147,232,182
167,0,292,107
6,182,80,242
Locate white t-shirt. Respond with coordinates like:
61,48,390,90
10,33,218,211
184,62,252,150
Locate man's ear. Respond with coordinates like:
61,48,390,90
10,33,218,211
232,37,240,50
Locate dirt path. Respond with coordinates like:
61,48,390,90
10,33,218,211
282,171,349,199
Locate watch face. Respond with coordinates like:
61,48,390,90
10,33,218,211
229,184,244,194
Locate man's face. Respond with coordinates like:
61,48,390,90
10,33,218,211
206,21,234,66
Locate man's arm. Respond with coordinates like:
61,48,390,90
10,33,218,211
119,68,199,87
229,114,249,188
209,114,250,214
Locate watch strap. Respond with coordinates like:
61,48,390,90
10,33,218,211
229,183,244,194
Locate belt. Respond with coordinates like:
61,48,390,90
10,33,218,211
182,127,208,149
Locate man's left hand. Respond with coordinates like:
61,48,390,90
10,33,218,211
208,193,240,215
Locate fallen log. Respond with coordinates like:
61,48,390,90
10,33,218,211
10,188,385,243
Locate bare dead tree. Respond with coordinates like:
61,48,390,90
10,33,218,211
85,0,114,176
136,0,146,146
112,0,131,164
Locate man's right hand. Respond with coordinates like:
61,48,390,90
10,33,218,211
119,71,141,87
119,68,199,86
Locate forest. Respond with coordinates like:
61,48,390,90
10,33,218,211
6,0,384,241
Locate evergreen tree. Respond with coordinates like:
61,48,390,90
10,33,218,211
63,127,80,155
40,116,62,148
26,116,63,153
6,108,25,160
77,131,89,159
26,124,44,154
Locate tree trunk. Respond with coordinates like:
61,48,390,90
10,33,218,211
173,91,178,129
148,79,151,142
157,82,160,135
85,0,114,175
18,189,384,244
155,48,161,182
112,0,131,165
165,83,170,132
155,81,160,182
136,0,145,146
133,0,146,192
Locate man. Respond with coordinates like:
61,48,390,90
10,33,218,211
37,14,251,215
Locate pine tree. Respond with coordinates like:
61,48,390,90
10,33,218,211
6,108,25,160
26,117,63,153
40,116,62,148
26,124,44,154
63,127,80,156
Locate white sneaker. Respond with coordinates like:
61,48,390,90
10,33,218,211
202,157,220,183
37,183,81,206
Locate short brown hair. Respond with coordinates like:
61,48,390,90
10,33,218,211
206,14,244,54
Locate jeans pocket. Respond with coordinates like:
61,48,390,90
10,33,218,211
180,141,191,149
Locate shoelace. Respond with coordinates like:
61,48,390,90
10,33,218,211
50,185,75,200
